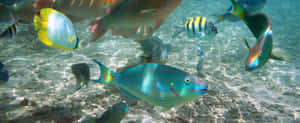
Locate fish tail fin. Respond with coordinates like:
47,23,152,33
270,48,290,61
172,26,184,38
89,17,108,42
91,59,116,84
230,0,246,19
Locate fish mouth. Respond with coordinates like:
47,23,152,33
186,87,208,94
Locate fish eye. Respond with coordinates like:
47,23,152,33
185,79,190,85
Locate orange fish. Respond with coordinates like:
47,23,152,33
89,0,181,41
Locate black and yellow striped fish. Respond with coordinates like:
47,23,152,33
173,16,218,40
0,22,18,39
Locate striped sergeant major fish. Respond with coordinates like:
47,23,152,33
172,16,218,40
0,11,18,39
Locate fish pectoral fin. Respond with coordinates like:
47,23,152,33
157,107,170,113
270,48,290,61
238,37,251,50
118,88,140,100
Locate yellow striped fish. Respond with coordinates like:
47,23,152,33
0,22,18,39
0,11,18,39
172,16,218,40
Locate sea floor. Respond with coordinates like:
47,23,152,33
0,0,299,122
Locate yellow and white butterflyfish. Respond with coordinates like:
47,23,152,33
33,8,79,51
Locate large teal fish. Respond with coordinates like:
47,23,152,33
229,0,287,71
84,102,129,123
71,63,90,91
88,59,208,112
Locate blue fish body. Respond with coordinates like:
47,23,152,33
0,62,9,82
84,102,129,123
91,59,208,111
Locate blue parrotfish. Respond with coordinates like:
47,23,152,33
139,36,170,64
0,62,9,83
33,8,79,51
71,63,90,91
215,0,267,22
84,102,129,123
172,16,218,40
89,59,208,112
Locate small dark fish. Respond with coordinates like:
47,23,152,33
84,102,129,123
71,63,90,90
0,62,9,82
139,36,169,64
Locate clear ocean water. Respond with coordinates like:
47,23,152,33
0,0,299,122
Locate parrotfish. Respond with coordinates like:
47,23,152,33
215,0,267,22
71,63,90,91
242,14,286,71
172,16,218,40
33,8,79,51
228,0,287,71
0,62,9,83
139,36,169,64
89,59,207,112
84,102,129,123
89,0,182,41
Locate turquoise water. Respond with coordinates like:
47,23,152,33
0,0,299,122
